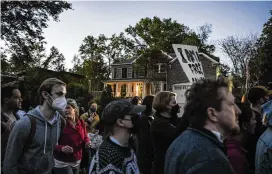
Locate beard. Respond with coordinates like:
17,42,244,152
220,120,240,136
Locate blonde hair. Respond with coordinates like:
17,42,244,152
153,91,176,112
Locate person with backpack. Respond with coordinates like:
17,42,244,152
53,99,91,174
1,86,22,174
3,78,67,174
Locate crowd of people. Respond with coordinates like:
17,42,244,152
1,77,272,174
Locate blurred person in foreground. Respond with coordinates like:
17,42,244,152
246,86,269,171
255,99,272,174
89,99,145,174
165,79,241,174
225,103,256,174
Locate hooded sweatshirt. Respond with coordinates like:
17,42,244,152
3,106,62,174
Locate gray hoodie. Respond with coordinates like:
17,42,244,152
3,106,62,174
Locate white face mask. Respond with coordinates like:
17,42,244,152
46,93,67,111
52,96,67,111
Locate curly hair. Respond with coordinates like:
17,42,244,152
184,79,228,129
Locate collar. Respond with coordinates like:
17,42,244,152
110,136,122,146
188,127,227,154
211,130,224,143
37,106,58,125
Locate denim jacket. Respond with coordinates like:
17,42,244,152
255,101,272,174
255,126,272,174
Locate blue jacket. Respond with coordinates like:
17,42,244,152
255,127,272,174
165,128,234,174
255,100,272,174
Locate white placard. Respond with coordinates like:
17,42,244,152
172,44,205,83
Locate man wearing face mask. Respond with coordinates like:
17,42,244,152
4,78,67,174
89,99,145,174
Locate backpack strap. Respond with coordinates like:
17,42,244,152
57,115,67,142
20,115,36,158
59,115,66,133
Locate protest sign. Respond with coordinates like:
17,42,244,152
172,44,205,83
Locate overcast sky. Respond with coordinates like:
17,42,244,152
43,1,272,69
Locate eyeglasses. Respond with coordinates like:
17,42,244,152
122,118,132,121
122,115,137,122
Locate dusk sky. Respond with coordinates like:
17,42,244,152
43,1,272,69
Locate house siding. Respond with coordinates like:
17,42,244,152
167,54,218,90
167,59,189,90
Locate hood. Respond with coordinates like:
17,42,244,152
27,106,59,123
27,106,61,154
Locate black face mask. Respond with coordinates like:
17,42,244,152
129,115,140,134
171,104,180,117
90,108,96,113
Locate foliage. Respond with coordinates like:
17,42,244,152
71,55,108,91
43,46,66,71
79,33,136,77
219,33,259,90
125,17,216,77
99,85,113,111
218,63,231,77
66,82,86,100
253,10,272,83
1,1,72,71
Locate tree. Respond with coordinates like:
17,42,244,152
125,17,216,82
79,33,136,76
1,1,72,71
43,46,66,71
219,33,259,91
72,55,108,91
218,63,231,77
253,10,272,84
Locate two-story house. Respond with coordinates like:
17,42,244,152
103,57,153,98
103,50,220,100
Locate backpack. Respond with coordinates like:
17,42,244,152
22,114,66,153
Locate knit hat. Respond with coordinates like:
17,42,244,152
102,99,146,125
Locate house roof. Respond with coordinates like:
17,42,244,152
16,67,85,79
169,52,220,64
112,56,139,65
